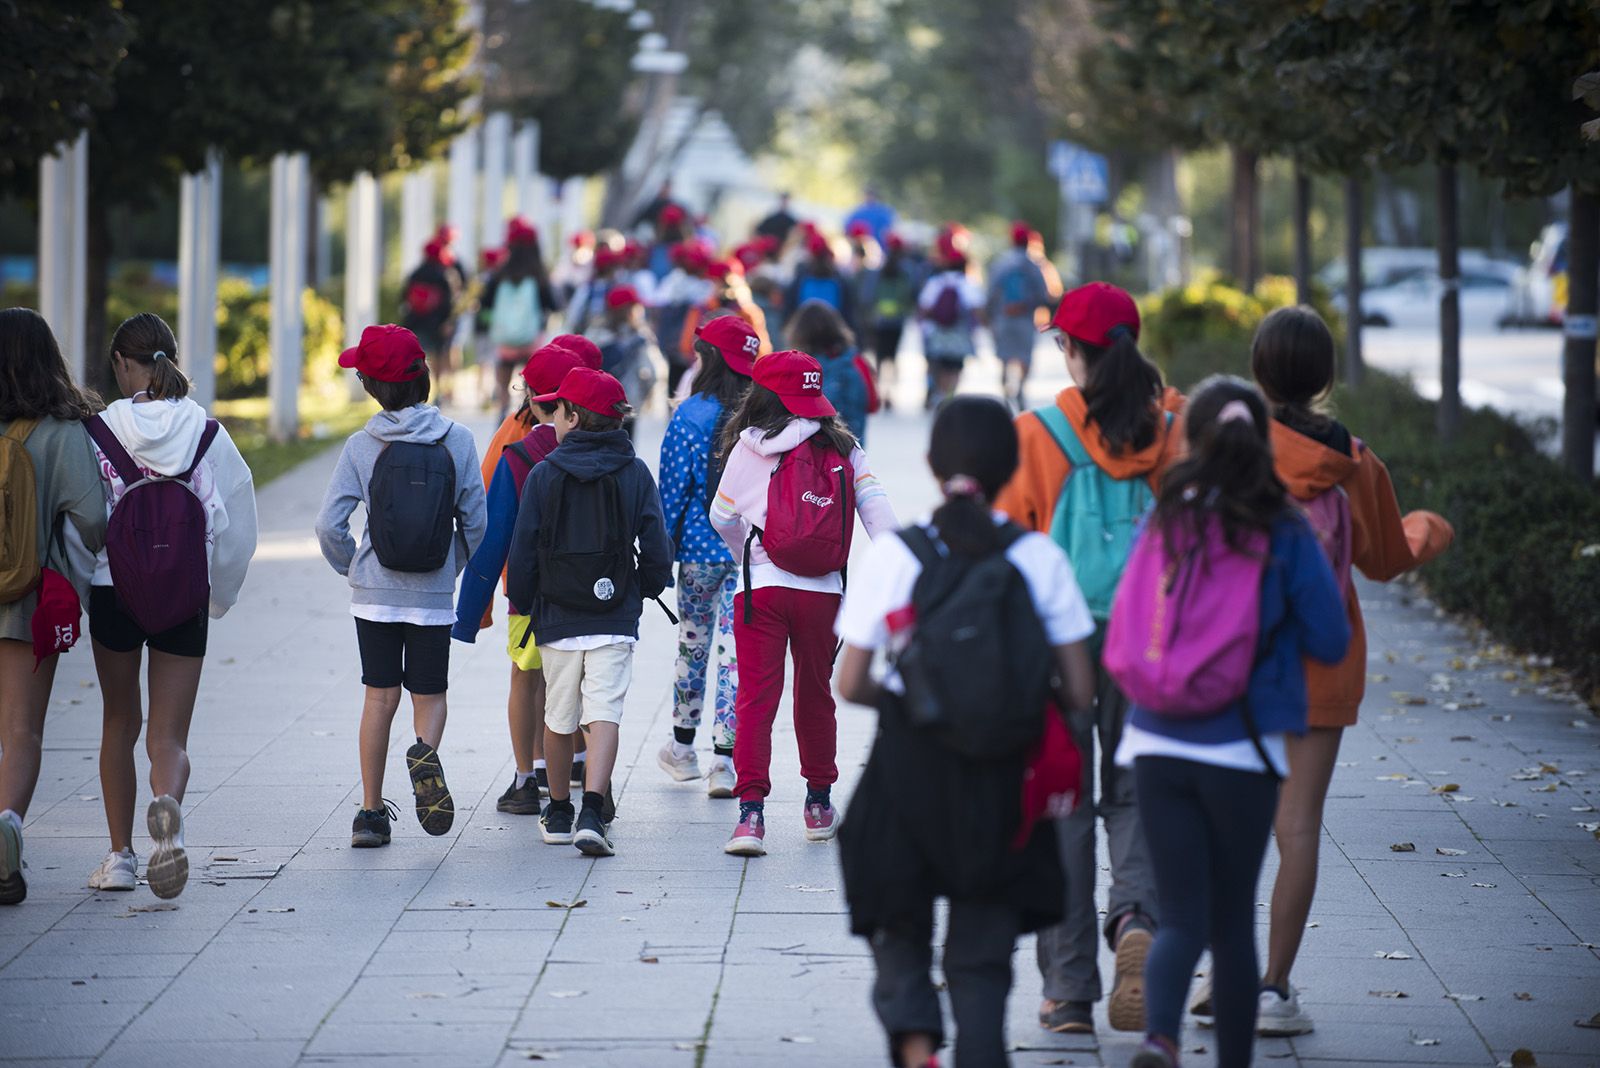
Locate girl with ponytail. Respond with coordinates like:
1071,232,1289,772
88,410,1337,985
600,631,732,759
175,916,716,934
84,312,258,901
1113,376,1349,1068
835,396,1097,1068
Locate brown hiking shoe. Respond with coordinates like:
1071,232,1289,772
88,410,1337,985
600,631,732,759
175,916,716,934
1108,917,1154,1031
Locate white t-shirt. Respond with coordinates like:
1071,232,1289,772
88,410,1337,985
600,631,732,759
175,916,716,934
1115,723,1289,777
835,516,1096,694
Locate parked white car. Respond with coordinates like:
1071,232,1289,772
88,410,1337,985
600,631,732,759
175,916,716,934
1353,262,1519,332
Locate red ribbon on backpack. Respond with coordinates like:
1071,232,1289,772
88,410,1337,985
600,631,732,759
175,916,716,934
1014,700,1082,850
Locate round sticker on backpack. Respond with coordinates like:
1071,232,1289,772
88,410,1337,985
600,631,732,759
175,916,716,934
593,577,615,601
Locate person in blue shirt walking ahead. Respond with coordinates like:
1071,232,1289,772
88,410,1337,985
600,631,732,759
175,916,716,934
655,315,758,796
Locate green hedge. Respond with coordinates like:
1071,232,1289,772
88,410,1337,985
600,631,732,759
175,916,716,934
1144,279,1600,703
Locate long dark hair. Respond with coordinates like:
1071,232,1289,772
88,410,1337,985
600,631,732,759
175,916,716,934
1076,330,1164,454
1251,304,1336,436
503,237,550,287
692,338,751,412
787,299,855,358
1153,375,1288,556
718,383,856,460
111,312,189,401
928,396,1018,557
0,307,101,421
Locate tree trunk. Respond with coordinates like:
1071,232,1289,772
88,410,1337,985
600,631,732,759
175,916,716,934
1230,147,1260,289
1561,186,1598,481
1293,164,1313,304
1436,161,1462,442
84,187,113,399
1344,173,1365,387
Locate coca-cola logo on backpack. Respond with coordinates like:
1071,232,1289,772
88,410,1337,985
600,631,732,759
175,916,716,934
801,491,835,508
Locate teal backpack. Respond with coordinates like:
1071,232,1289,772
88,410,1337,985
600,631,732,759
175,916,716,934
1033,405,1171,623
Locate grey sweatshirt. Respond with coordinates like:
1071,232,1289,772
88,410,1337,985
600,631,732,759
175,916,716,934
315,405,487,612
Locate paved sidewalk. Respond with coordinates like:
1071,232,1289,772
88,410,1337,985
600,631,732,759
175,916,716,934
2,355,1598,1068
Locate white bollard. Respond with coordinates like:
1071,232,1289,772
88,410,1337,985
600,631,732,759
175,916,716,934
344,171,383,400
269,152,309,442
178,150,222,407
513,121,539,219
37,131,89,383
481,111,512,249
400,167,436,275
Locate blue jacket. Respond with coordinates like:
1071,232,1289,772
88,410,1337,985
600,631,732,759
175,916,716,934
818,348,869,444
506,429,674,643
1127,513,1351,744
659,393,732,564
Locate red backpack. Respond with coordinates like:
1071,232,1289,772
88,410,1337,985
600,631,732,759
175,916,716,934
742,439,855,620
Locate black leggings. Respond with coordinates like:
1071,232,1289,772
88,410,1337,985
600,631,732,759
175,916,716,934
1136,755,1278,1068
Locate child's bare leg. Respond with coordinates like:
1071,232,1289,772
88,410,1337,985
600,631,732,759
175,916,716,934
545,728,576,802
581,722,619,795
360,686,404,810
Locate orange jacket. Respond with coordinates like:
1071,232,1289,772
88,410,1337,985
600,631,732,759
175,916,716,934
995,386,1187,534
1271,420,1454,725
680,298,773,361
475,410,537,626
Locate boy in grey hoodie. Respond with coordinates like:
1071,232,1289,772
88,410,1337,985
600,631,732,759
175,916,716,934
315,326,487,848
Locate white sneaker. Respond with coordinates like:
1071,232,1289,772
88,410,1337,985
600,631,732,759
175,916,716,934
657,741,701,782
1257,985,1314,1036
705,758,736,798
88,849,139,892
145,795,189,900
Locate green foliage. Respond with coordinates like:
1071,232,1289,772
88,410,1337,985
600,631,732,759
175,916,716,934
0,1,131,184
214,279,343,400
481,0,641,180
1158,326,1600,702
1139,272,1343,386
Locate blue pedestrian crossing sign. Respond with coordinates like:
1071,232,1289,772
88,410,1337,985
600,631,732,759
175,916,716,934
1048,140,1109,204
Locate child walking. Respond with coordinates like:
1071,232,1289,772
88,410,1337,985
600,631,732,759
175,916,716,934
835,396,1098,1068
587,285,662,437
1108,376,1349,1068
85,313,257,899
0,309,109,905
315,325,486,848
506,369,674,857
1227,307,1452,1036
655,316,758,796
455,342,597,811
994,282,1184,1035
709,350,898,856
786,299,879,444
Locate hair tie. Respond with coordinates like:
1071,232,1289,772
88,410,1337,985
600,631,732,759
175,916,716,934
1104,323,1133,342
1216,399,1255,428
941,474,984,500
152,350,168,362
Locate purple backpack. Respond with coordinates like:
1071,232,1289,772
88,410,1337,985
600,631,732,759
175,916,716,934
1102,513,1268,716
87,416,219,635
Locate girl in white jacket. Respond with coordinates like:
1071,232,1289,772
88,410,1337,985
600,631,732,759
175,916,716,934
85,313,257,900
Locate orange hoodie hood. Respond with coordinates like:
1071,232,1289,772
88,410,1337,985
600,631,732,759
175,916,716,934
1271,420,1359,500
1058,386,1185,480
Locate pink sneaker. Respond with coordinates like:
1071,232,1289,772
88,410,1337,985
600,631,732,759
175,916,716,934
724,805,766,856
804,800,837,842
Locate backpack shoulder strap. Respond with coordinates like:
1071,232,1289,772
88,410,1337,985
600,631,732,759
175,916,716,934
180,420,221,480
3,418,38,445
1032,405,1092,471
993,520,1029,553
85,415,143,486
506,441,534,469
897,524,942,571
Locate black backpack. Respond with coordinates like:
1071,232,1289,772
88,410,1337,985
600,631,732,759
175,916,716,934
892,523,1054,760
367,432,457,573
538,470,636,612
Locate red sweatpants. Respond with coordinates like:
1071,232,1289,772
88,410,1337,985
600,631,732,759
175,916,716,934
731,586,842,803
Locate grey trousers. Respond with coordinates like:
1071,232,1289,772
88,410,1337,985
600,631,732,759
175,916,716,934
1036,661,1159,1003
870,899,1023,1068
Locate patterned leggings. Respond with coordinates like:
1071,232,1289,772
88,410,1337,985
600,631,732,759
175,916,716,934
673,561,739,751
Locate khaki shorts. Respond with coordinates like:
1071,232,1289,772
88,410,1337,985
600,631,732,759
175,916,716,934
540,643,633,734
505,614,543,672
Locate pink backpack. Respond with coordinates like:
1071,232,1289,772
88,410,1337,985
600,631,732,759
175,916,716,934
1102,514,1268,716
742,439,855,619
1297,479,1354,602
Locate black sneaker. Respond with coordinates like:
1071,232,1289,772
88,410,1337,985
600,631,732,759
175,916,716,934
570,758,586,788
351,801,398,848
574,805,614,857
540,799,575,844
497,775,542,815
601,784,617,826
405,738,454,836
534,767,550,799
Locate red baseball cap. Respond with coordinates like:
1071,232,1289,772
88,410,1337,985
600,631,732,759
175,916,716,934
884,232,906,252
505,216,538,246
547,334,603,370
753,349,836,419
1049,282,1141,345
521,341,598,395
806,232,831,258
846,220,871,238
660,203,687,226
481,246,507,270
531,367,628,418
30,566,81,668
696,315,760,377
593,247,620,272
1011,220,1032,246
606,285,642,309
339,324,427,381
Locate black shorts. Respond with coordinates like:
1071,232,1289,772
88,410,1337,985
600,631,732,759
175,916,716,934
89,586,209,659
354,618,451,694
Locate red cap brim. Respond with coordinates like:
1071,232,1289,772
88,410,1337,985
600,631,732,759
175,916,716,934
777,393,837,419
529,390,562,406
338,346,361,368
